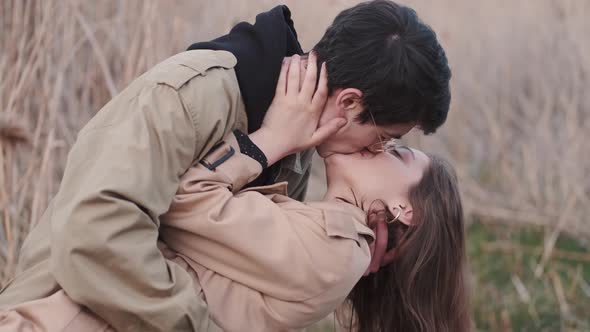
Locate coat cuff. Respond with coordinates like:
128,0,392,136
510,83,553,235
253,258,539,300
198,133,263,193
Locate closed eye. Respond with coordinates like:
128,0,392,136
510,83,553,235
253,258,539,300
391,148,403,160
386,144,414,161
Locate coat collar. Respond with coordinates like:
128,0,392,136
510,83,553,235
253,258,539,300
306,201,375,243
238,187,375,243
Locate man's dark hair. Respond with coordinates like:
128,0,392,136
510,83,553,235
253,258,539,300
313,0,451,134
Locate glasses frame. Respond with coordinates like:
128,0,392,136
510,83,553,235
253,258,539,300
366,111,400,154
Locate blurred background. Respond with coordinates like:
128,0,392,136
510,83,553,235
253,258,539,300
0,0,588,330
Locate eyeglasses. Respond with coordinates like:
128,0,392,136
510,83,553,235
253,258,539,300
365,139,398,154
366,110,401,154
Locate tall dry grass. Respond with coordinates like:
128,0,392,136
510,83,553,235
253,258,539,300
1,0,589,328
419,0,590,238
0,0,197,282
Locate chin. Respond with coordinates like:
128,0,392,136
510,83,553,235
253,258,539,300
316,144,333,158
317,143,358,159
317,150,336,159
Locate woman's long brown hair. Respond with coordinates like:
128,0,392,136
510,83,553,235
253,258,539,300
339,155,471,332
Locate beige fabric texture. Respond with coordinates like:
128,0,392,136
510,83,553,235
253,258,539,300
0,50,313,332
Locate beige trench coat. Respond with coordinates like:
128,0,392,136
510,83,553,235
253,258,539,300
0,133,375,332
0,50,314,332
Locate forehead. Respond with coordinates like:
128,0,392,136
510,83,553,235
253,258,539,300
408,148,430,171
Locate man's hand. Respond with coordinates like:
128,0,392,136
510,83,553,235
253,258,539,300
250,52,346,166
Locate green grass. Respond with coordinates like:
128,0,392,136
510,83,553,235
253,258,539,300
311,222,590,332
468,222,590,332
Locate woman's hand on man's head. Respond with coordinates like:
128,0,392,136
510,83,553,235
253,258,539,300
249,52,346,166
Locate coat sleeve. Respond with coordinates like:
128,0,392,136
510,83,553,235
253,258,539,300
192,266,358,330
49,66,237,332
160,134,368,310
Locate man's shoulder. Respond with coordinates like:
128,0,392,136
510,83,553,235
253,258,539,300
161,50,237,75
144,50,238,91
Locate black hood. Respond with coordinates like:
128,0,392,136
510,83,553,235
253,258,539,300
187,5,304,133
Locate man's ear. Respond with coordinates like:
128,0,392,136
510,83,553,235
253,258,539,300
335,88,363,116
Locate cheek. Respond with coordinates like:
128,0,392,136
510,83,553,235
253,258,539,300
357,133,374,145
371,162,412,193
348,129,378,147
333,129,370,149
396,170,422,193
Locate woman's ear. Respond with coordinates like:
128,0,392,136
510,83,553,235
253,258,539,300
394,204,414,226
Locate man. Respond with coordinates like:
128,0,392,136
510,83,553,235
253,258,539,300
0,1,450,331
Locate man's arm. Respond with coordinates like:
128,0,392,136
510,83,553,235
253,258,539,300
49,76,230,331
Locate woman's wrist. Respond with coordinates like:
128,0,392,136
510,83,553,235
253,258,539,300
248,128,291,167
233,130,269,169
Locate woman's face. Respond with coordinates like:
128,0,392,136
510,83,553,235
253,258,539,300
324,144,430,218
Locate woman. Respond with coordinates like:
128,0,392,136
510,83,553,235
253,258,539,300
0,55,469,332
155,135,470,332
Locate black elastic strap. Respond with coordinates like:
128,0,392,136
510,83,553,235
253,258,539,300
233,129,268,169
